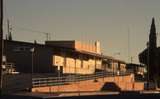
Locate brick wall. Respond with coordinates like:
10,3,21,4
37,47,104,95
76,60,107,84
32,74,144,93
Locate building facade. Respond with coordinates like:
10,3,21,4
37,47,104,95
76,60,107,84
46,40,102,74
3,40,126,75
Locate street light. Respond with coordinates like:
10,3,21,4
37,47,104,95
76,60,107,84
30,47,35,75
113,52,121,74
30,47,35,90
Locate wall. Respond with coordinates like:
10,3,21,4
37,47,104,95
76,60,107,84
95,58,102,70
53,55,64,67
75,41,101,54
53,54,99,74
75,41,97,53
46,40,99,54
46,41,75,49
95,41,101,54
4,41,54,73
32,74,144,92
35,46,53,73
120,63,126,72
103,60,126,72
47,40,103,74
3,74,32,93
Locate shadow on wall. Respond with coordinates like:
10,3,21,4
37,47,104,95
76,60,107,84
101,82,121,91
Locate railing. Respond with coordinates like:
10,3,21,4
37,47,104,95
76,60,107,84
32,71,132,87
3,62,19,74
2,74,32,93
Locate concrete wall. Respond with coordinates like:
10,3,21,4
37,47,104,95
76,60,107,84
120,63,126,72
4,41,54,73
95,41,101,54
95,59,102,70
52,54,127,75
52,54,102,74
103,60,126,72
32,74,144,92
46,40,101,54
75,41,97,53
4,40,103,75
53,55,64,70
3,74,32,93
46,41,75,49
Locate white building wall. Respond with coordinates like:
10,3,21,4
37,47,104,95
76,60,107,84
53,55,102,74
95,59,102,70
53,55,64,70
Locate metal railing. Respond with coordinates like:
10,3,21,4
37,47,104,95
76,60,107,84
32,71,132,87
2,74,32,93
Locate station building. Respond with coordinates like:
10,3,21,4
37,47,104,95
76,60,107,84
3,39,126,75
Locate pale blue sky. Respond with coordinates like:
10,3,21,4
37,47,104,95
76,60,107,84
3,0,160,63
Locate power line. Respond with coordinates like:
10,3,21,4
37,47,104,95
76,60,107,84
11,25,51,41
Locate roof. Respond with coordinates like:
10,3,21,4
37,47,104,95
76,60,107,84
4,40,75,50
127,63,145,67
75,49,103,58
4,40,102,57
4,40,126,63
102,54,126,63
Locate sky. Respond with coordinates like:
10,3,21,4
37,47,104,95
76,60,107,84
3,0,160,63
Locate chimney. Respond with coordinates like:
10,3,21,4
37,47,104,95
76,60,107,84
95,41,101,54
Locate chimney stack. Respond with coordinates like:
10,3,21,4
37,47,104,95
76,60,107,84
95,41,101,54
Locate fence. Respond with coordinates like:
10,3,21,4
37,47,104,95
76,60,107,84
32,71,132,87
2,74,32,93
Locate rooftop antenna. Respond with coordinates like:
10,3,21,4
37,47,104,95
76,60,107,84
44,32,51,41
7,19,12,40
127,27,131,63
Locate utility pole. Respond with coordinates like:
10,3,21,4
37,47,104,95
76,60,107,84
128,27,130,63
147,42,150,90
7,19,9,36
44,33,51,41
0,0,3,94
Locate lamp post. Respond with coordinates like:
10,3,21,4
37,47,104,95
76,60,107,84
31,48,35,75
30,47,34,89
113,52,120,74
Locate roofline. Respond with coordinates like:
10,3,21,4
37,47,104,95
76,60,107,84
4,39,126,63
102,54,126,63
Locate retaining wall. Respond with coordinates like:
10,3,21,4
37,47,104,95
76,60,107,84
32,74,144,93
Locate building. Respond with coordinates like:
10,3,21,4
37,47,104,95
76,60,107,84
126,63,145,76
45,40,102,74
4,40,54,73
3,39,126,75
102,56,126,73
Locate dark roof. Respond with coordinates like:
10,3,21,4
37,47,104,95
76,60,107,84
4,40,102,57
76,49,103,58
127,63,145,67
4,40,126,63
102,54,126,63
4,40,75,50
